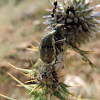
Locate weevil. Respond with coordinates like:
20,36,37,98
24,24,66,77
39,24,67,64
39,30,57,64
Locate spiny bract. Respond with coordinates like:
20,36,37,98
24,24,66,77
44,0,100,46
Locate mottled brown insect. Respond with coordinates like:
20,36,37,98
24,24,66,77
39,30,56,64
39,24,67,64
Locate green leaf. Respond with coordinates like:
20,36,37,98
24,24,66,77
8,73,33,93
60,82,76,97
9,63,32,74
53,91,65,100
0,94,16,100
69,43,100,70
60,84,70,94
60,82,72,87
58,88,68,97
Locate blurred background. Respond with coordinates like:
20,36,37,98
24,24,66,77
0,0,100,100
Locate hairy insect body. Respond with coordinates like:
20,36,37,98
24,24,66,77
39,30,56,64
39,25,68,64
54,25,66,40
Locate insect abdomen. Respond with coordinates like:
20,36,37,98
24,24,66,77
39,33,56,64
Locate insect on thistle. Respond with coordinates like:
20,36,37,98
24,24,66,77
38,26,66,64
39,30,57,64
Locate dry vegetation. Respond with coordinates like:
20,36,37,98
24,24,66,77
0,0,100,100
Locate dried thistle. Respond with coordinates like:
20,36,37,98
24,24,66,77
44,0,100,46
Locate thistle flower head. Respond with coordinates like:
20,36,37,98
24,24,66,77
44,0,100,46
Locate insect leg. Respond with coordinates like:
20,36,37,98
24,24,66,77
55,38,66,43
